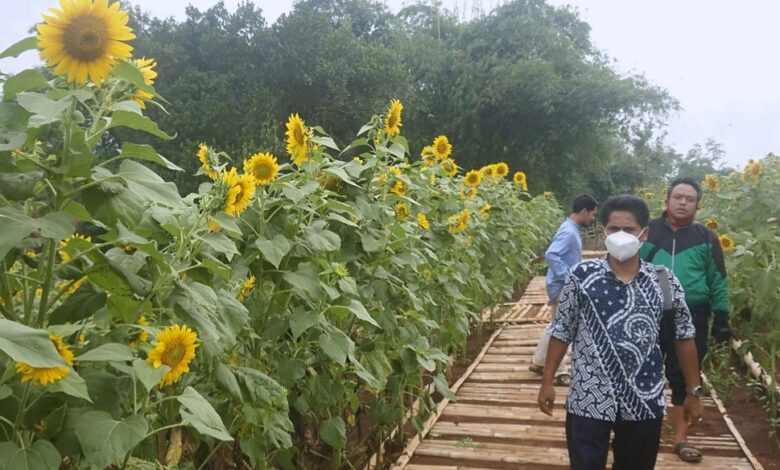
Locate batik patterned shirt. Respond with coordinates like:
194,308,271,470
549,257,695,422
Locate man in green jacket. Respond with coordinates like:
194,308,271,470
640,177,732,463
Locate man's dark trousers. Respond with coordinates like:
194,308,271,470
565,413,663,470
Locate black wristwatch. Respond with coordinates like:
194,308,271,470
686,385,703,398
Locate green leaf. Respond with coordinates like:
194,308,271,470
106,110,174,140
116,160,184,208
201,253,231,281
323,167,360,187
434,374,455,400
0,207,76,259
77,343,135,362
132,359,169,392
214,363,242,399
118,143,183,171
0,37,37,60
319,417,346,449
360,233,385,253
199,232,239,262
3,70,48,101
283,264,323,301
290,309,320,340
304,221,341,252
177,386,233,441
16,92,72,127
318,330,353,366
334,299,379,328
387,142,406,158
75,411,148,469
49,285,106,325
0,101,28,151
255,234,291,268
311,135,339,151
111,61,155,95
0,318,67,368
48,370,92,402
0,439,61,470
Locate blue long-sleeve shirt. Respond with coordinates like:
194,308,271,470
544,218,582,301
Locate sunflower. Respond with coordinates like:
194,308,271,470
480,203,491,217
395,202,409,221
513,171,528,191
448,209,470,234
440,158,458,177
718,234,735,253
222,168,256,216
417,213,430,230
390,166,403,177
59,233,92,263
285,113,309,166
429,173,437,185
704,218,719,231
244,152,279,186
391,180,406,197
459,188,477,200
37,0,135,84
432,135,452,160
16,335,73,386
207,218,221,232
376,172,388,186
130,57,156,109
481,165,497,178
464,169,482,188
129,315,150,349
702,174,719,191
384,99,403,137
237,275,255,301
146,325,198,387
197,143,218,180
742,159,764,181
494,162,509,178
421,146,436,166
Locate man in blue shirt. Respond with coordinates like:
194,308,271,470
530,194,598,384
537,195,703,470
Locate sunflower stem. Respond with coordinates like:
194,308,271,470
13,383,31,438
34,240,57,328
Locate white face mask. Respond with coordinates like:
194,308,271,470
604,230,644,262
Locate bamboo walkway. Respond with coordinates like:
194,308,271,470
393,251,761,469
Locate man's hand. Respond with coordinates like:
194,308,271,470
711,314,732,343
683,395,703,427
538,383,556,416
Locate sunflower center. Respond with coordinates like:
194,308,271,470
162,342,186,366
63,16,109,62
388,115,398,128
256,164,271,178
293,126,305,145
437,143,447,154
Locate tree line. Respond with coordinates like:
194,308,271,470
124,0,729,200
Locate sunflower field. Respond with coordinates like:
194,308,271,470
0,1,560,468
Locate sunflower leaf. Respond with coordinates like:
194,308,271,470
75,411,148,468
178,386,233,441
3,70,48,101
107,110,174,140
0,36,37,60
118,142,183,171
0,318,67,368
132,359,169,392
48,370,92,402
76,343,134,362
0,439,61,470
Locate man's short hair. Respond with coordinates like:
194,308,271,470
668,177,702,202
600,195,650,228
572,194,599,213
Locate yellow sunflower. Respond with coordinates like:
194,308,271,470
702,174,719,191
207,218,221,232
237,275,255,301
481,165,497,178
395,202,409,221
244,152,279,186
384,99,403,137
480,203,491,217
440,158,458,177
391,180,406,197
417,213,430,230
130,57,156,109
146,325,198,387
718,234,734,253
376,172,388,186
129,315,150,349
197,143,218,180
742,159,764,181
513,171,528,191
421,146,436,166
704,218,719,231
464,169,482,188
432,135,452,160
285,113,309,166
16,334,73,386
37,0,135,84
390,166,403,177
494,162,509,178
222,168,256,216
59,233,92,263
448,209,470,234
459,187,477,200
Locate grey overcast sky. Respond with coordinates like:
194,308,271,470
2,0,778,169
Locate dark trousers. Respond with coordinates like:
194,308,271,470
661,308,710,405
565,413,663,470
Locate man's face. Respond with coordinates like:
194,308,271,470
602,210,647,241
665,184,699,220
582,208,597,227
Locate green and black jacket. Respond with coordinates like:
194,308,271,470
640,214,731,317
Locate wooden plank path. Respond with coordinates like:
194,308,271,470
395,263,761,469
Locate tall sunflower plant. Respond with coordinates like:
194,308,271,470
0,1,290,468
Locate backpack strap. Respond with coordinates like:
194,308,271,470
654,265,674,311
